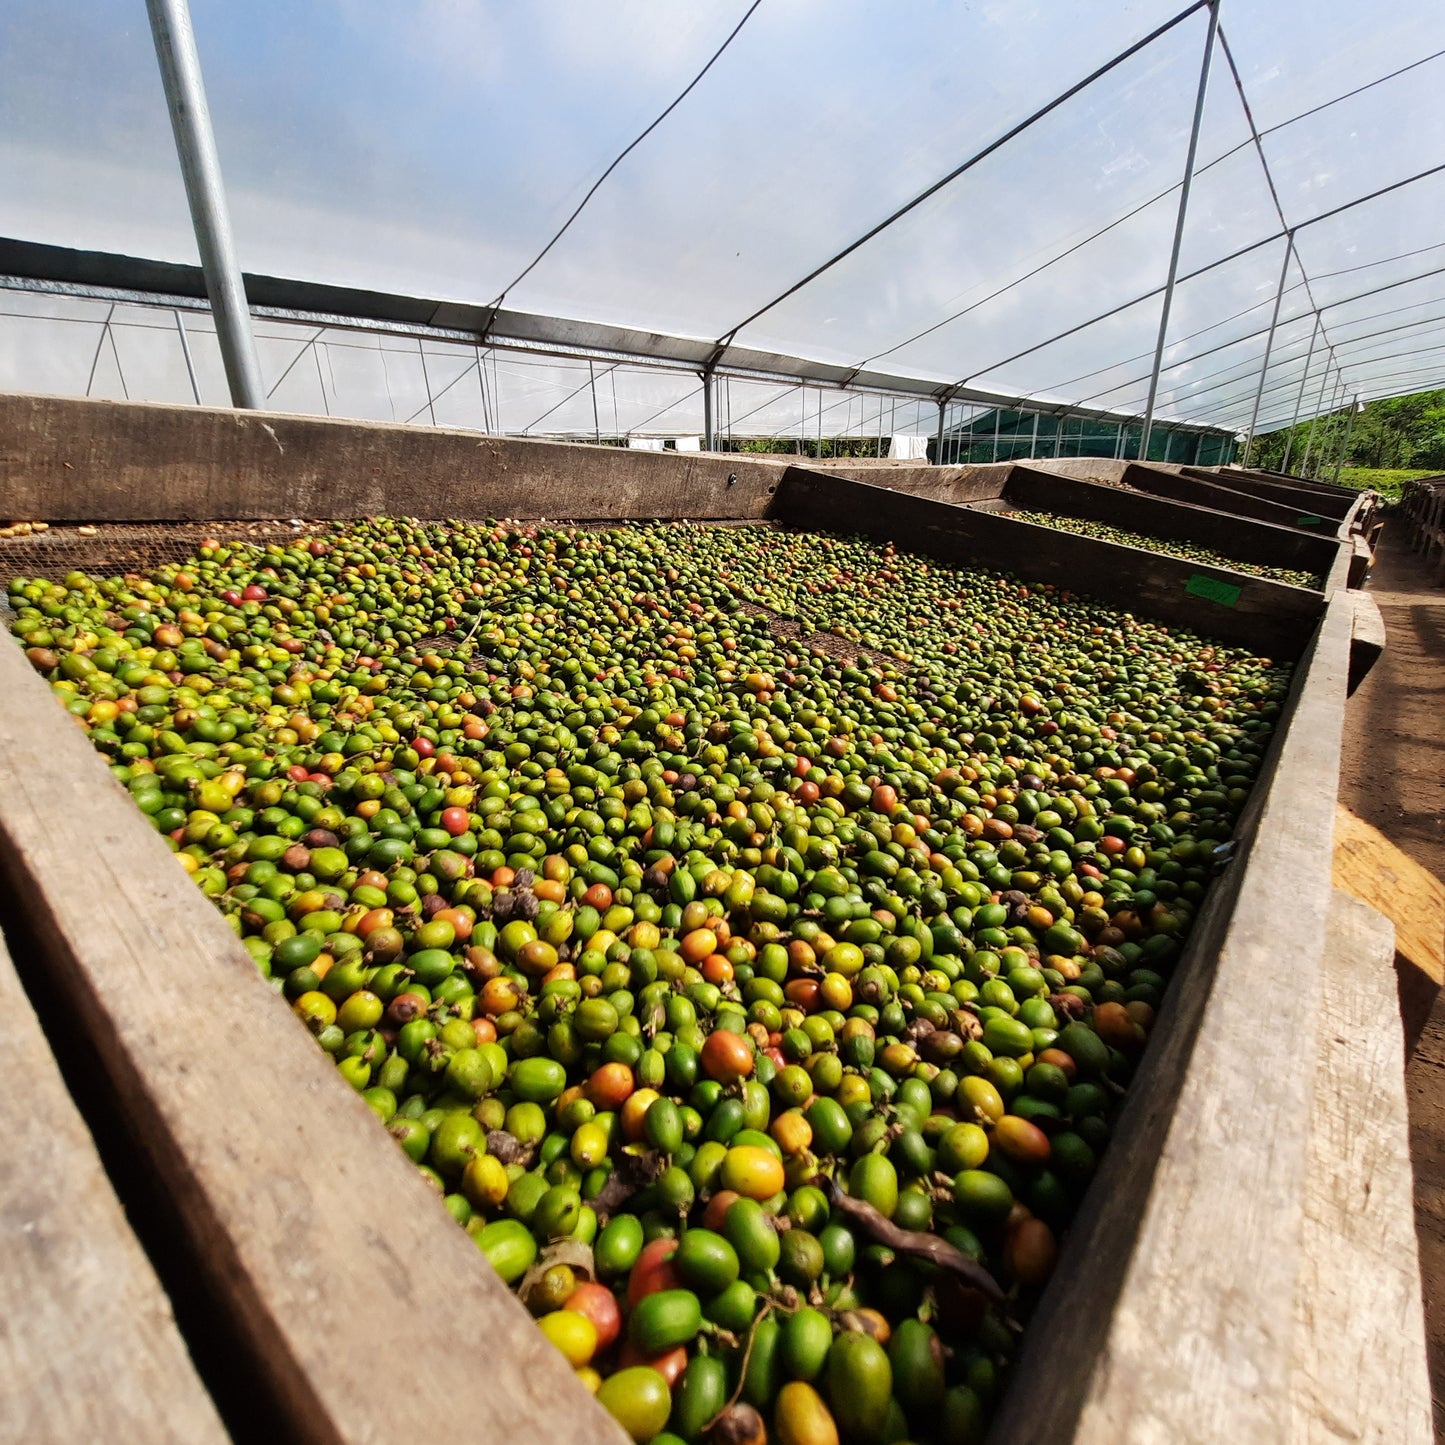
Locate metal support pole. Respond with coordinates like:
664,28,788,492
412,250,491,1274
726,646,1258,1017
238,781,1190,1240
1241,233,1294,467
1140,0,1219,461
589,360,601,443
1313,373,1344,478
146,0,264,409
173,308,201,403
1029,412,1039,459
1333,394,1360,484
1300,360,1333,475
1057,411,1070,459
417,338,436,426
992,408,1001,463
934,399,947,464
702,369,714,451
1280,313,1319,475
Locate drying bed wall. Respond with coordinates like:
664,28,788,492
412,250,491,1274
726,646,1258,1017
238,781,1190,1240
1119,464,1348,536
773,468,1423,1439
998,467,1343,587
0,404,1420,1441
795,458,1013,504
774,469,1324,658
0,392,787,523
0,925,229,1443
1181,468,1357,522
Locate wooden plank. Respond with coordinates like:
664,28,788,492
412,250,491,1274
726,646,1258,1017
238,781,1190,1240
1002,465,1341,581
1333,802,1445,1051
0,638,626,1445
1333,803,1445,986
1183,468,1355,519
1124,463,1338,533
987,591,1355,1441
1290,888,1432,1442
0,391,786,523
0,928,228,1444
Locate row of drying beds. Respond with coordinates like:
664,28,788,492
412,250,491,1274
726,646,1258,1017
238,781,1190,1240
0,391,1425,1444
1401,475,1445,579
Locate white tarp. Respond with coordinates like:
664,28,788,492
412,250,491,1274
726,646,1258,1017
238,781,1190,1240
888,434,931,460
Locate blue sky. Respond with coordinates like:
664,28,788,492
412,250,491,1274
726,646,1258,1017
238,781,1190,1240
2,0,1443,427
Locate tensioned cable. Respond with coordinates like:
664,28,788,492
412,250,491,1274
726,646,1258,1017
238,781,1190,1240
1025,277,1313,401
1151,311,1445,411
1083,317,1445,424
848,179,1190,377
706,0,1210,357
1178,353,1445,424
1259,44,1445,144
1030,259,1445,410
1045,44,1445,415
1144,336,1445,424
840,44,1445,384
1215,29,1334,361
1014,24,1327,417
949,160,1445,391
721,381,806,433
519,361,621,434
486,0,763,315
1304,238,1445,286
626,383,706,436
1100,264,1445,410
1204,364,1445,426
403,356,481,425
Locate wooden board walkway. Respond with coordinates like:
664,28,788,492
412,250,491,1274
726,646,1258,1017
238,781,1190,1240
1292,888,1432,1442
1334,802,1445,1050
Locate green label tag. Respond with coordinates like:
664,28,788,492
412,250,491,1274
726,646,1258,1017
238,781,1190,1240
1296,515,1323,526
1186,573,1242,608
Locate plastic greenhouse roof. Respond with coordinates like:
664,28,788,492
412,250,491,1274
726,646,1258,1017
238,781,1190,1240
2,0,1443,437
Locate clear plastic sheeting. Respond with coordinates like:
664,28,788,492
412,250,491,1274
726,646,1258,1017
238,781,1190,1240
1,282,1232,470
2,0,1443,439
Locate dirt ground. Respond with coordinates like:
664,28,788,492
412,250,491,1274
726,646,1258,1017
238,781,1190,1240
1338,520,1445,1432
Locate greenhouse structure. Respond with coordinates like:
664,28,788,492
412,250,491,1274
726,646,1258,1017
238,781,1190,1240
2,2,1445,1444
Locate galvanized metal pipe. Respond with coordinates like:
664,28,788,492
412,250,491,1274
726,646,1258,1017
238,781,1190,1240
1300,358,1334,475
702,369,714,450
1280,313,1320,474
1140,0,1220,461
1313,372,1344,478
173,308,201,404
1241,233,1294,466
1333,394,1361,483
147,0,264,409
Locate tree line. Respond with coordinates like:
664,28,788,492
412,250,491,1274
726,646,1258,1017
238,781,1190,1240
1254,387,1445,476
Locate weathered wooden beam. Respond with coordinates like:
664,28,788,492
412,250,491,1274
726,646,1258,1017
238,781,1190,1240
1123,464,1337,533
0,928,228,1443
0,392,786,523
1002,465,1340,582
987,591,1355,1441
1290,888,1432,1440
